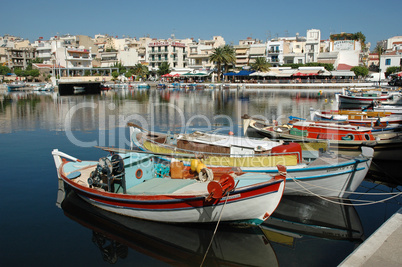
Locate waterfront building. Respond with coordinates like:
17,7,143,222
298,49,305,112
305,29,321,63
32,38,52,64
328,33,363,69
282,33,307,64
187,36,225,71
4,47,35,70
379,50,402,72
146,36,192,70
267,39,284,67
248,43,267,65
385,36,402,51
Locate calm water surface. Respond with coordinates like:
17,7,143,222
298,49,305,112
0,87,401,266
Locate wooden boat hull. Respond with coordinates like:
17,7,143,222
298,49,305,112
52,149,285,225
129,125,373,197
247,119,401,161
338,94,393,105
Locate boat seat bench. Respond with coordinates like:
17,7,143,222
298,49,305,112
126,178,198,195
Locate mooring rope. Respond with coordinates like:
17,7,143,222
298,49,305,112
200,192,230,267
288,175,402,206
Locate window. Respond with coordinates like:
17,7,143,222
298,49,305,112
385,59,391,65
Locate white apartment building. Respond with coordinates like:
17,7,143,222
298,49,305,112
32,38,52,64
305,29,321,63
282,33,307,64
267,40,284,66
187,36,225,70
147,37,192,70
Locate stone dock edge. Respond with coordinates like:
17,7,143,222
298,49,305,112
339,207,402,266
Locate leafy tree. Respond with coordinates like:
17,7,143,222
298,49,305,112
14,68,24,77
251,57,271,72
0,66,11,75
385,66,400,77
350,66,369,77
157,62,170,76
111,71,119,80
125,71,133,79
84,70,91,76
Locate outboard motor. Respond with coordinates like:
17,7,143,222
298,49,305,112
88,154,125,192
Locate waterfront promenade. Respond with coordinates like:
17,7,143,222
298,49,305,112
340,208,402,266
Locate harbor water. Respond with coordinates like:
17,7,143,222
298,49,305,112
1,87,401,266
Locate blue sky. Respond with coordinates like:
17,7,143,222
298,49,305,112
1,0,401,49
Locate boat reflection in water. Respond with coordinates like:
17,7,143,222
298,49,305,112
57,181,278,266
261,195,364,266
263,195,364,241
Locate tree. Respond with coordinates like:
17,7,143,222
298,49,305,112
157,62,170,76
0,66,11,75
251,57,271,72
385,66,400,77
350,66,369,78
112,61,126,73
132,63,149,80
374,44,385,72
209,47,226,82
111,71,119,80
125,71,133,79
14,68,24,78
222,44,236,73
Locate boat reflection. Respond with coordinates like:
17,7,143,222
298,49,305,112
262,195,365,242
367,159,402,187
57,181,278,266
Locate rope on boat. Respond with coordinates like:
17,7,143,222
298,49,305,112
200,184,235,267
287,175,402,206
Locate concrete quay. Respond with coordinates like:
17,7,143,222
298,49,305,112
339,208,402,267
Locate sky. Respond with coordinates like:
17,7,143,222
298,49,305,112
1,0,401,49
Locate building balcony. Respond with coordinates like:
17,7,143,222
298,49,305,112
267,50,280,54
66,56,92,61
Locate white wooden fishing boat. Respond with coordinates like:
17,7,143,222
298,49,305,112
337,89,401,106
52,148,286,225
243,116,402,161
7,81,26,92
310,109,402,126
129,124,373,197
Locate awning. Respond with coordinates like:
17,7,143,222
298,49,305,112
235,70,255,76
249,71,265,76
223,72,237,76
293,71,318,76
162,73,181,77
330,71,356,77
182,72,209,76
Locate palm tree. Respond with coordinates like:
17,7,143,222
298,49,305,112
132,63,149,80
209,47,225,82
251,57,271,72
374,44,385,86
209,45,236,82
157,62,170,76
222,44,236,74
